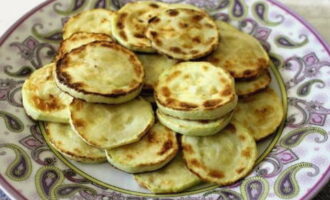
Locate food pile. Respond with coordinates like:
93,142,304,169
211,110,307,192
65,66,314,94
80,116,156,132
22,1,284,194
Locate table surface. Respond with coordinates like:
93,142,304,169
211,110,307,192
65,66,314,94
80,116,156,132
0,0,329,200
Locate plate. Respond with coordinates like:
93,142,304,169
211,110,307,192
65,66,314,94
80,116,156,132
0,0,329,199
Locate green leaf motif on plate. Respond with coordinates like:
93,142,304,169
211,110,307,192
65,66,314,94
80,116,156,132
0,143,32,181
203,188,242,200
53,0,88,16
274,162,319,199
240,176,269,200
35,166,64,200
0,111,24,133
252,1,284,26
297,79,325,97
275,35,309,48
280,126,328,148
52,184,97,199
4,65,34,78
32,24,62,44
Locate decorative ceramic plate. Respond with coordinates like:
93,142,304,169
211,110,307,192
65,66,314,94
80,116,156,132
0,0,330,199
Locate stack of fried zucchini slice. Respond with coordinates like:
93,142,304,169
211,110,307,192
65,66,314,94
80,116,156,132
22,1,285,195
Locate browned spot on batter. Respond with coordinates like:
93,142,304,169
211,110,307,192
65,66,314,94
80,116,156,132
183,144,194,154
208,57,220,64
239,135,246,141
119,31,127,41
183,74,190,79
117,22,124,29
203,99,221,108
158,140,173,155
236,167,245,174
73,118,85,128
166,70,181,82
161,87,171,97
155,39,162,46
166,98,175,105
149,3,159,8
119,12,128,20
167,9,179,17
101,18,107,23
45,73,52,80
192,14,204,22
149,31,157,38
112,89,125,95
192,36,201,43
255,106,272,115
190,159,202,168
170,47,183,54
209,170,225,178
147,131,157,143
179,102,198,109
243,70,254,76
242,148,251,158
190,50,199,54
134,33,145,38
258,58,268,67
226,123,236,133
126,154,133,159
202,65,209,71
183,44,193,49
32,95,65,112
148,16,160,24
179,22,189,28
71,99,84,111
221,85,233,96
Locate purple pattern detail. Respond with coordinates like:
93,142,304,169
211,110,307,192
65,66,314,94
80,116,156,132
256,146,298,178
40,169,60,197
287,98,330,127
0,79,23,107
231,0,245,18
9,36,56,69
284,52,330,89
185,0,228,10
212,13,230,22
245,180,264,200
19,136,43,150
63,169,89,184
94,0,107,8
239,18,272,51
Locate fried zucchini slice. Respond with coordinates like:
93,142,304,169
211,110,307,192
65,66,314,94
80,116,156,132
137,53,178,90
56,32,113,61
207,20,269,79
22,63,72,123
62,9,114,39
235,69,271,96
55,41,144,104
45,122,106,163
155,62,237,120
105,123,178,173
146,8,218,60
157,109,233,136
233,87,284,141
134,154,201,193
182,122,257,185
111,1,168,52
69,98,154,149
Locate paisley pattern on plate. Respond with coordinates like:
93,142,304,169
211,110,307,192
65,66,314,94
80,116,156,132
0,0,330,199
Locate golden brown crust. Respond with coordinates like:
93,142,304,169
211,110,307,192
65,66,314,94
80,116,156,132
56,32,113,61
56,41,144,98
146,8,219,60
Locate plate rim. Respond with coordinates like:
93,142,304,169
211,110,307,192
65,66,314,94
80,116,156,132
0,0,329,199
